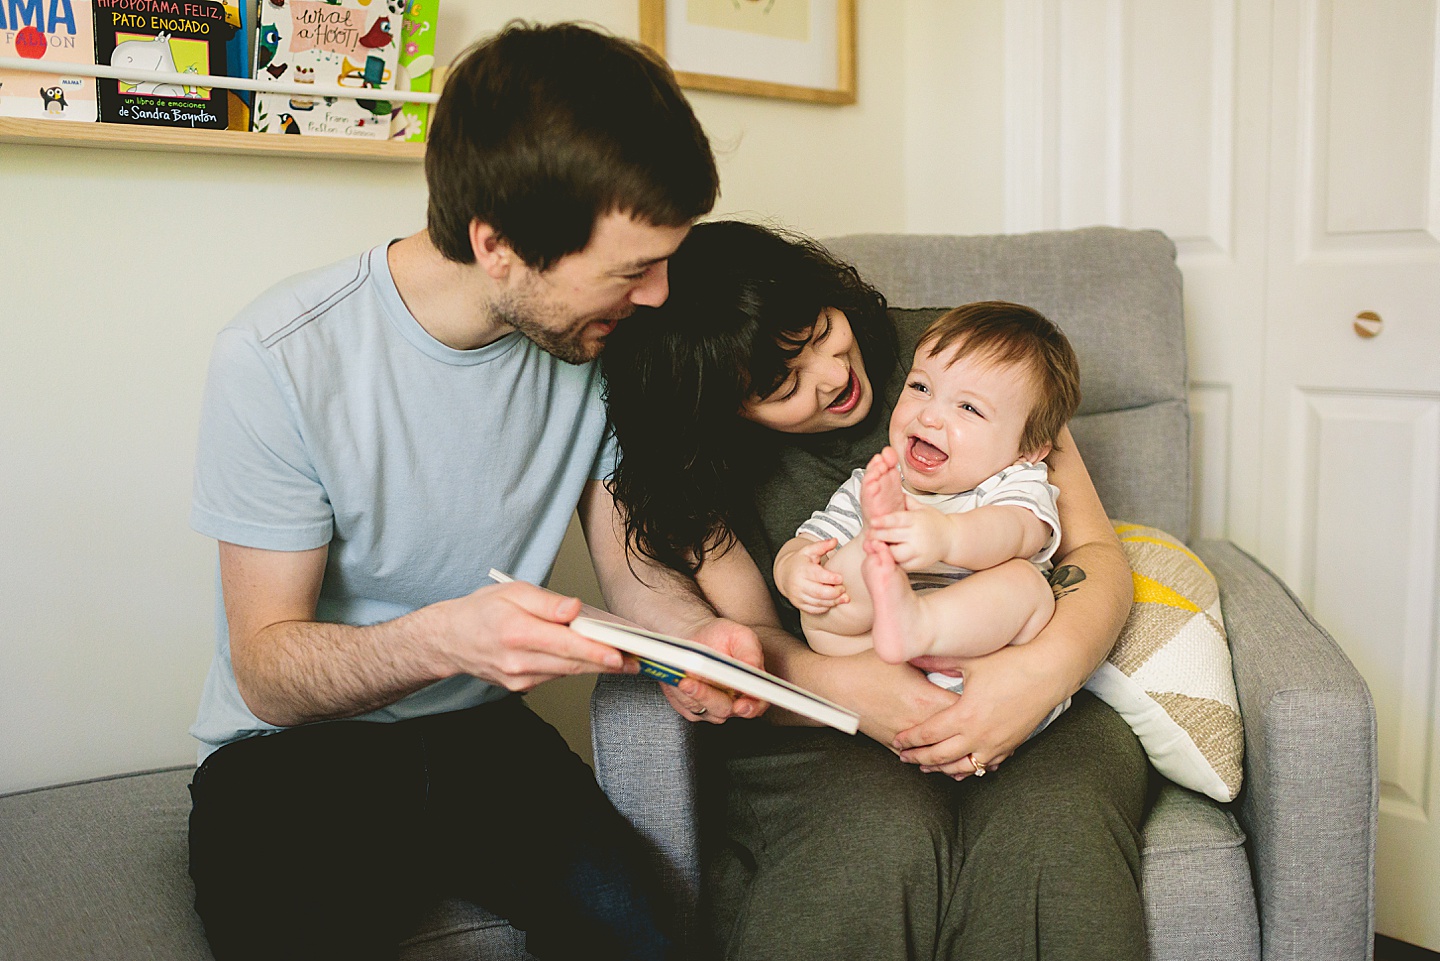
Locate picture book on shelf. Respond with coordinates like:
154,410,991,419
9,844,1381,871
388,0,435,142
0,0,98,122
252,0,400,140
218,0,252,126
487,570,862,734
91,0,234,129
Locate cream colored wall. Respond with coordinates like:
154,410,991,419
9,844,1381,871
0,0,915,792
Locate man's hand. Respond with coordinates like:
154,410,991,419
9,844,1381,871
433,581,635,693
774,536,848,614
660,618,770,724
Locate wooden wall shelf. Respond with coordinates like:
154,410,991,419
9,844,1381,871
0,117,424,162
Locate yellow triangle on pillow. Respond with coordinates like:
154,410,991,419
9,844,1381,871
1132,570,1201,612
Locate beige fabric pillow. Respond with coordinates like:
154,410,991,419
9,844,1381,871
1082,522,1244,801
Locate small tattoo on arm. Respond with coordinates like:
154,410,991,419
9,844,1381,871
1049,564,1086,600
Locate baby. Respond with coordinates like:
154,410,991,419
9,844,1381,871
774,301,1081,696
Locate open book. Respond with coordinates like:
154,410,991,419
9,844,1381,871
488,570,860,734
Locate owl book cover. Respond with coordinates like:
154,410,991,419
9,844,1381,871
0,0,99,122
251,0,401,141
92,0,234,129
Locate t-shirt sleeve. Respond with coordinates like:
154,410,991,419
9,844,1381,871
981,463,1062,566
593,421,620,482
190,327,334,551
795,468,866,546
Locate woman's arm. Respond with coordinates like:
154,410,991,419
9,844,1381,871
895,426,1132,775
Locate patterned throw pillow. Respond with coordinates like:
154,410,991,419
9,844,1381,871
1082,522,1244,801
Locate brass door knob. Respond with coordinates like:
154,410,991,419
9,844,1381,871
1354,311,1383,338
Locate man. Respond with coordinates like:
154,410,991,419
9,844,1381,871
187,22,762,961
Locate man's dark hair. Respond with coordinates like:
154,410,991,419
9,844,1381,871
425,21,719,271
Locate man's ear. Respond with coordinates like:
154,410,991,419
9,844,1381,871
469,220,517,280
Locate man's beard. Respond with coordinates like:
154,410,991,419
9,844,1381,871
494,290,621,366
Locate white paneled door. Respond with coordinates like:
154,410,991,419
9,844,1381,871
1262,0,1440,947
1003,0,1440,946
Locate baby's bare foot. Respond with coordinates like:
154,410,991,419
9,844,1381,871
864,536,928,663
861,447,905,524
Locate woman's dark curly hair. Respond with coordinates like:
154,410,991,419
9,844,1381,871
602,220,896,576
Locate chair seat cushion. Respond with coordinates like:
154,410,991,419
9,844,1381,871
1140,783,1260,961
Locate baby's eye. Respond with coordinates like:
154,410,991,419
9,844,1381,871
907,380,929,394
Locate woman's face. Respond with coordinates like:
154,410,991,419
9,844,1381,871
739,307,873,434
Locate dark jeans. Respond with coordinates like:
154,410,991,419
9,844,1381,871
188,696,676,961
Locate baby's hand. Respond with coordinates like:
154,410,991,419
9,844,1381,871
867,507,953,570
776,538,849,615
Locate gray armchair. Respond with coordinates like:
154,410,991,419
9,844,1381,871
0,229,1375,961
592,227,1378,961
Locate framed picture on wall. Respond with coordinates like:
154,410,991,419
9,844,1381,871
639,0,856,105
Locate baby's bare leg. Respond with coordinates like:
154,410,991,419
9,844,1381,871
801,451,908,657
801,536,874,655
869,557,1055,662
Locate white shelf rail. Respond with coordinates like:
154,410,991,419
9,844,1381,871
0,56,441,104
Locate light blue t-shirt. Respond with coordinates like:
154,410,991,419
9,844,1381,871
189,243,616,761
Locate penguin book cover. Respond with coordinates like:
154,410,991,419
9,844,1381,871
92,0,234,129
0,0,98,122
251,0,400,141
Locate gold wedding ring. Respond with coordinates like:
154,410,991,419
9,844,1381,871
969,753,987,777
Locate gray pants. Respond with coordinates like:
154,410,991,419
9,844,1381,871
704,691,1152,961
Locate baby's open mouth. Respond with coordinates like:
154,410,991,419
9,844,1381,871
906,436,948,470
826,370,861,414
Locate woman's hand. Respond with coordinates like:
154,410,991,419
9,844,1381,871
661,617,770,724
894,643,1070,778
781,647,958,745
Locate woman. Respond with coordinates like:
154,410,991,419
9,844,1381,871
602,221,1153,960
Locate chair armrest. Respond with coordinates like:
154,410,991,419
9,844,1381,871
590,673,701,941
1191,540,1377,961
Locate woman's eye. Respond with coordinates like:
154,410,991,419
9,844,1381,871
813,316,831,343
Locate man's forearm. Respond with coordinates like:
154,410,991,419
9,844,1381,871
232,610,448,728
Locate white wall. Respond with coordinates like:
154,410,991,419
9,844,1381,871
0,0,908,793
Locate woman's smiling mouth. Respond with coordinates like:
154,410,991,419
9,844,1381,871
826,369,862,414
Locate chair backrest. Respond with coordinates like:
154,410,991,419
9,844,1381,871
825,227,1192,542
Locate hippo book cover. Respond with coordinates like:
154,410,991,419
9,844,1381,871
251,0,401,141
0,0,98,122
91,0,234,129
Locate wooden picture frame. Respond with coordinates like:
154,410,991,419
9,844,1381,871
639,0,856,106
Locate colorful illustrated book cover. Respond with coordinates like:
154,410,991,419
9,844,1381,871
0,0,98,122
252,0,400,140
387,0,434,142
92,0,233,129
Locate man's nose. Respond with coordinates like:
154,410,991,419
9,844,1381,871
629,262,669,307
